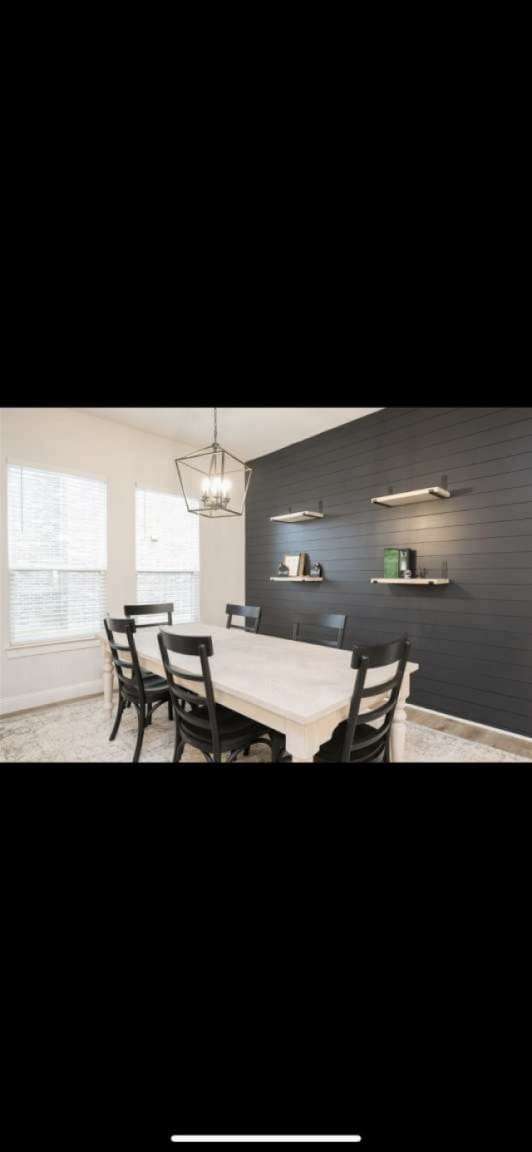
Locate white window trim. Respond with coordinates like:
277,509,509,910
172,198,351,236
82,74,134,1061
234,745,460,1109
4,458,109,649
134,481,180,496
6,636,101,658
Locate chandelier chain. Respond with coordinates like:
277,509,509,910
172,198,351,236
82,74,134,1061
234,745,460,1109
214,407,217,444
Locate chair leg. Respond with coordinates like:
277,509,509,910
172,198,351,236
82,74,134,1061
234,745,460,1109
271,732,284,763
109,696,125,741
146,701,153,727
133,708,145,763
243,745,251,756
173,722,184,762
168,698,173,721
277,734,291,762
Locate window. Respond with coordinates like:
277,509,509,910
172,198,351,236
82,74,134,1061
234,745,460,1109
135,487,200,623
7,464,107,645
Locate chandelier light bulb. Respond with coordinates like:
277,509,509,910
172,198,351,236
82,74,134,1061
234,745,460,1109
202,476,232,496
201,472,232,508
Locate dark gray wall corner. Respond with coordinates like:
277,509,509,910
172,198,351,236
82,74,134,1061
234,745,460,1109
245,406,532,738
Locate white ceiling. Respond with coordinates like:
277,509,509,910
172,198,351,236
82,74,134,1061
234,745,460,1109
75,408,383,460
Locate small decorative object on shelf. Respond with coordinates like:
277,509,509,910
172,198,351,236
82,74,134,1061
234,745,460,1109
384,548,400,578
309,561,322,577
399,549,414,577
404,569,412,579
383,548,415,578
284,552,305,576
277,561,289,576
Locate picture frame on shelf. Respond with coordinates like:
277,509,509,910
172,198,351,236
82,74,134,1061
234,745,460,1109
284,552,305,577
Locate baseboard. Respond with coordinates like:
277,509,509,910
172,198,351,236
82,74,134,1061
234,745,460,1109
405,705,529,751
0,678,105,716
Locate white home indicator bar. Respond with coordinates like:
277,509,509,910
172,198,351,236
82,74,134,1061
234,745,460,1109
170,1139,361,1144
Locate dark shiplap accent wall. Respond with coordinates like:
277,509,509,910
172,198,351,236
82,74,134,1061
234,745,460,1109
246,406,532,738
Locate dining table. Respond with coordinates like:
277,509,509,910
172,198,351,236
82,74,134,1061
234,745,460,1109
99,622,418,762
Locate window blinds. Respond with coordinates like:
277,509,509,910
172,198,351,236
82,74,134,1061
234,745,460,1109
8,464,107,644
135,488,200,623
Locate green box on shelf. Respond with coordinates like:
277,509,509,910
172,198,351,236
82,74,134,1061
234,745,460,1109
384,548,400,578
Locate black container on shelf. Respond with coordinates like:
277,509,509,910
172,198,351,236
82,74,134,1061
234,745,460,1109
399,549,415,577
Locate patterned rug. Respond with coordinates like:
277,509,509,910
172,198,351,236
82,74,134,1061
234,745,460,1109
0,695,528,762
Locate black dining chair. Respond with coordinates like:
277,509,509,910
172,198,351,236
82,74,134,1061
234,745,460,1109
124,602,174,627
104,617,172,762
292,613,347,649
157,629,284,764
314,635,411,763
226,604,262,633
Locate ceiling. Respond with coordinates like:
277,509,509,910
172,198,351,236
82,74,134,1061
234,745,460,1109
75,408,383,460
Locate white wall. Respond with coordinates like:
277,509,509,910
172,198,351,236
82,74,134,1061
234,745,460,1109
200,511,246,626
0,408,245,714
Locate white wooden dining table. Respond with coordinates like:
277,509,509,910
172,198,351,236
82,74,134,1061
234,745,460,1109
99,622,418,762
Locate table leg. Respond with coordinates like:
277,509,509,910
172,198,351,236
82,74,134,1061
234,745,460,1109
284,719,329,763
389,672,410,763
389,703,407,762
102,642,114,714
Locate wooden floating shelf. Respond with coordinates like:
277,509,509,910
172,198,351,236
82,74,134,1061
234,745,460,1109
371,487,451,507
371,578,450,586
270,510,324,522
270,576,324,582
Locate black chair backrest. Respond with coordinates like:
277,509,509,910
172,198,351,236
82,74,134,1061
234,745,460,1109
225,604,262,633
104,616,144,701
124,603,173,627
293,613,347,649
158,630,222,759
341,634,411,762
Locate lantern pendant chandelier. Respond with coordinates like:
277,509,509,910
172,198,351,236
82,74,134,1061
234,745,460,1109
175,407,252,518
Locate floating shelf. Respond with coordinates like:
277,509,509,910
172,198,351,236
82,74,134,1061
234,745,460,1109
270,576,324,582
371,578,450,586
270,510,325,522
371,487,451,507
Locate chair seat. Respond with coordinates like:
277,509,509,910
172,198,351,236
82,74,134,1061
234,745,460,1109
217,704,265,739
143,675,170,699
122,673,169,702
182,701,267,750
315,721,387,763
